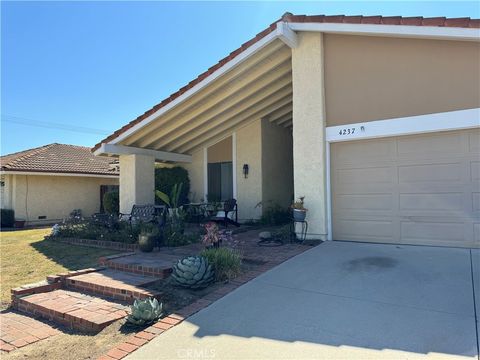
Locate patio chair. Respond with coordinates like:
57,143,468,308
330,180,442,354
208,199,240,228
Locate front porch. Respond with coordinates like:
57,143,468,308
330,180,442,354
94,32,329,240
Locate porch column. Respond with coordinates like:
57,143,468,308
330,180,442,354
119,154,155,213
291,32,328,240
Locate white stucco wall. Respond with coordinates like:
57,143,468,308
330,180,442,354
292,32,328,240
236,120,263,221
6,174,118,224
261,119,294,209
182,149,205,203
119,154,155,213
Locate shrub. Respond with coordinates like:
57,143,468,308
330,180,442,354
155,166,190,206
260,203,290,225
163,227,199,247
52,217,139,243
200,247,242,282
1,209,15,228
103,191,119,214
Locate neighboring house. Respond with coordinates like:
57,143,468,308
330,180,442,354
1,143,119,225
93,13,480,248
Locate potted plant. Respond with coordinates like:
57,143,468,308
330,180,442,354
138,224,158,252
291,196,307,222
14,219,26,229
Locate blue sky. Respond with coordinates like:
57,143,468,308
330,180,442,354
2,1,479,155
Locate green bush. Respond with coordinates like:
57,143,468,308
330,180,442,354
163,226,199,247
52,218,139,243
103,191,119,214
1,209,15,228
260,203,290,225
200,247,242,282
155,166,190,206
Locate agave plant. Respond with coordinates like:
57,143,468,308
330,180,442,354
126,297,163,326
171,256,214,289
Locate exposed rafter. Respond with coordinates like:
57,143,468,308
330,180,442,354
138,63,292,149
177,94,293,153
122,41,289,146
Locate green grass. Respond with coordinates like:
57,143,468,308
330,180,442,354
0,228,120,308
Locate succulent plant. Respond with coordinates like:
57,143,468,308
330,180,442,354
171,256,214,289
126,297,163,326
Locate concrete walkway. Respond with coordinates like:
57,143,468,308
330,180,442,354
128,242,480,360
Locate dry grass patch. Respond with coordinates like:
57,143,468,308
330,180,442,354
2,319,135,360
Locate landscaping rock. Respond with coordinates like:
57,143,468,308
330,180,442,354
259,231,272,240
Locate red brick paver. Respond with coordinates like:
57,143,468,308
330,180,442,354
15,289,129,333
0,311,60,352
65,269,162,303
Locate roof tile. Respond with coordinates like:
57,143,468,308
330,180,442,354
1,144,118,176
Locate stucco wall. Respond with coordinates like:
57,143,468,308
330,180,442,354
9,174,118,224
182,149,205,203
119,154,155,213
261,119,294,209
207,137,232,163
236,120,263,221
324,34,480,126
292,32,328,240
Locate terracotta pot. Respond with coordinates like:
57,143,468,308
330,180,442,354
14,220,26,229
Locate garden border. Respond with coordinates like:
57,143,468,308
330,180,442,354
54,238,139,251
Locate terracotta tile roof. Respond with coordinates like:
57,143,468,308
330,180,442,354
92,12,479,152
1,143,119,176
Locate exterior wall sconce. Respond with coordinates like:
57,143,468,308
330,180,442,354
243,164,249,178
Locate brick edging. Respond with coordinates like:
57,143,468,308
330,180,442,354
54,238,139,251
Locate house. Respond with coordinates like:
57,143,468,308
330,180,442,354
93,13,480,248
1,143,119,225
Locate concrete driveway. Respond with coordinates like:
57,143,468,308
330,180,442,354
129,242,479,360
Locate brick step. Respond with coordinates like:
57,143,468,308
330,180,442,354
99,253,176,278
65,269,162,303
14,289,129,333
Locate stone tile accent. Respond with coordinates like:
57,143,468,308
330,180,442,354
14,289,129,333
99,252,175,278
65,269,162,303
0,311,60,352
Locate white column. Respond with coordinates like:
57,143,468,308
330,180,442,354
119,154,155,213
291,32,328,240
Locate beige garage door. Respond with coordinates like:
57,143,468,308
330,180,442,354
331,129,480,248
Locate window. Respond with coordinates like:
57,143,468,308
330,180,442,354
207,162,233,202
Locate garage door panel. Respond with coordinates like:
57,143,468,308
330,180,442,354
400,221,466,243
397,132,465,156
399,193,464,212
336,194,393,211
471,161,480,182
398,163,463,183
474,224,480,244
468,131,480,153
336,167,393,184
473,193,480,212
334,219,395,242
334,138,395,163
332,129,478,248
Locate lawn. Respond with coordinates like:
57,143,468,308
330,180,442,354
0,228,120,308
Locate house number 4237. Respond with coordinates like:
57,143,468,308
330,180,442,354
338,128,355,135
